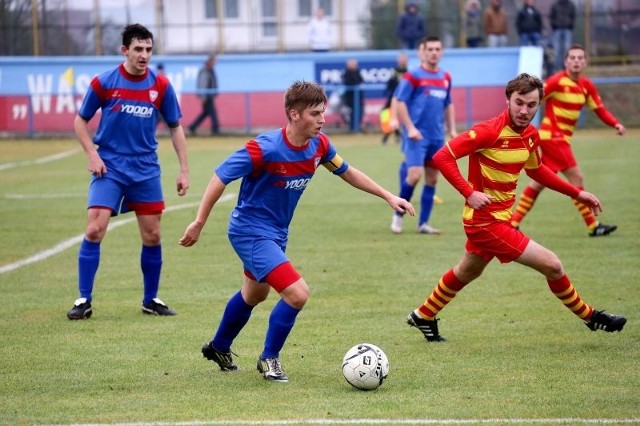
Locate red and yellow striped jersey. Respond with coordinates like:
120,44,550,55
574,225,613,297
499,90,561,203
539,71,616,143
440,110,541,227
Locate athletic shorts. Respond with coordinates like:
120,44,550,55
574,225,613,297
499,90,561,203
539,138,577,173
87,153,164,216
229,234,292,284
402,136,444,168
464,222,530,264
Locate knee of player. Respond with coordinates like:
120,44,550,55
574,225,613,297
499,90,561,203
543,256,564,279
141,229,161,246
85,223,107,242
247,290,270,305
280,280,309,310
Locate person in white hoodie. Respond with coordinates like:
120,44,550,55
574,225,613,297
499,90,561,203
308,8,332,52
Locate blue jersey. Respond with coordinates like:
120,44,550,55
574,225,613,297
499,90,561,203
396,66,452,140
216,128,349,240
78,64,182,156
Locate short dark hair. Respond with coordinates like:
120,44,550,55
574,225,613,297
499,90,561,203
565,43,586,59
505,73,543,100
419,35,441,46
122,24,153,48
284,81,327,120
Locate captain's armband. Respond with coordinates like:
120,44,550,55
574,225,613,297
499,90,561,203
322,154,348,174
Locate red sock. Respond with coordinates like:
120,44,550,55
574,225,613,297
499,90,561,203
547,275,593,320
418,269,466,319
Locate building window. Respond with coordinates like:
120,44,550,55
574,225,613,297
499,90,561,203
205,0,216,18
204,0,239,19
262,0,277,37
225,0,239,18
298,0,333,17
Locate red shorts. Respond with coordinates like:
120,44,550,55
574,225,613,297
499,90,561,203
464,222,530,264
539,138,577,173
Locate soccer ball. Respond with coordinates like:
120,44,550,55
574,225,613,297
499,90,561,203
342,343,389,390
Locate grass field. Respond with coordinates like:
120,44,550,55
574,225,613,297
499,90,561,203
0,129,639,425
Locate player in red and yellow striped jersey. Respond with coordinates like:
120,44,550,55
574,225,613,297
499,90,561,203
511,44,626,237
406,73,626,342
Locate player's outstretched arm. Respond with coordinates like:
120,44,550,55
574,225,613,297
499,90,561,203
179,173,226,247
339,167,415,216
525,164,602,214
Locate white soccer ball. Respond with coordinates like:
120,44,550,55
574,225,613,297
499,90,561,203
342,343,389,390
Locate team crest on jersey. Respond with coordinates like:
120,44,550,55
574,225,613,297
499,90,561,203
528,137,534,147
469,130,477,139
149,90,158,102
314,156,321,169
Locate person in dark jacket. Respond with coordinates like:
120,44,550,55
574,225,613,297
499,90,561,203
188,55,220,135
342,58,365,132
464,0,483,48
516,0,543,46
395,2,425,50
550,0,576,72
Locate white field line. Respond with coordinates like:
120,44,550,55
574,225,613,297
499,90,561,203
0,194,235,275
4,192,85,199
0,148,81,171
44,418,640,426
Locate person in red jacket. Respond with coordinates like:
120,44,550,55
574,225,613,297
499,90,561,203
406,73,626,342
510,44,626,236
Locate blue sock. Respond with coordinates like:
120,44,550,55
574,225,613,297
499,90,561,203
399,160,408,191
261,299,300,359
78,238,100,301
141,245,162,305
212,291,254,352
397,160,415,214
419,185,436,226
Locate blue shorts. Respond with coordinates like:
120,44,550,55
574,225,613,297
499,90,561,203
228,234,289,283
87,153,163,216
402,137,444,168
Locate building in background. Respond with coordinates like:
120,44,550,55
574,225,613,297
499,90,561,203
1,0,638,60
159,0,371,53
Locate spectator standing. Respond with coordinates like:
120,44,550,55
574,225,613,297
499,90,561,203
464,0,483,48
550,0,576,72
516,0,543,46
395,2,426,50
188,55,219,136
381,53,408,145
483,0,508,47
308,8,332,52
66,23,189,320
342,58,365,132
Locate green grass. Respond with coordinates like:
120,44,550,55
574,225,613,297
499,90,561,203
0,129,639,425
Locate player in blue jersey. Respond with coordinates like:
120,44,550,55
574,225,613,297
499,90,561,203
390,36,457,235
179,81,414,382
66,24,190,320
